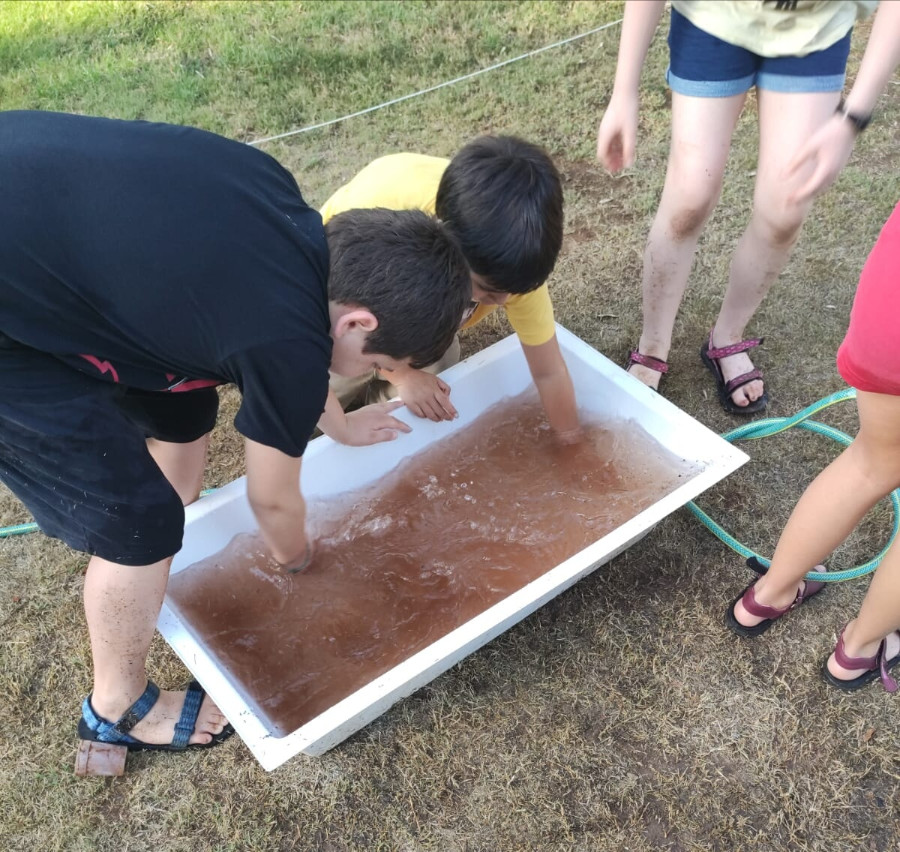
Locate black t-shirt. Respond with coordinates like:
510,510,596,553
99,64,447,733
0,111,331,457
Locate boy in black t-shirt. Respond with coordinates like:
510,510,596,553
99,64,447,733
0,111,470,757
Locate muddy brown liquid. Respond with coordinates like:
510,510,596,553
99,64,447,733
167,392,697,737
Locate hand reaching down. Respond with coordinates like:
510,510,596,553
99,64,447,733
393,369,457,422
787,114,857,205
596,93,639,173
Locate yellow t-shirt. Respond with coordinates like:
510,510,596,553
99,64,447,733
320,153,557,347
671,1,877,57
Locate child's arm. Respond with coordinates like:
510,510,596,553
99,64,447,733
244,438,310,570
317,388,412,445
521,336,582,443
378,363,457,422
596,0,667,172
788,1,900,203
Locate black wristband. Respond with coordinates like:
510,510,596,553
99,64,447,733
835,98,871,133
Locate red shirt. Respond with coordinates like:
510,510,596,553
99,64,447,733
836,202,900,396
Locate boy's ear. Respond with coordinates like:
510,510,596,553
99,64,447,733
333,307,378,339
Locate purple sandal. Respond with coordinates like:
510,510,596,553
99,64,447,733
725,574,826,638
823,626,900,692
625,349,669,386
700,330,769,415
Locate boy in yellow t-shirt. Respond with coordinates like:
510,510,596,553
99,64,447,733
318,135,582,446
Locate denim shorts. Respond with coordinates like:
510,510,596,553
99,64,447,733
667,7,852,97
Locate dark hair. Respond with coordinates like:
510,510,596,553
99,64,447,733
326,208,471,369
435,135,563,294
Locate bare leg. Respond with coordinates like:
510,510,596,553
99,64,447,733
712,89,839,407
146,432,210,506
734,390,900,627
630,92,746,389
84,555,228,745
84,432,225,744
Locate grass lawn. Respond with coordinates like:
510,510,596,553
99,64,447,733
1,2,900,850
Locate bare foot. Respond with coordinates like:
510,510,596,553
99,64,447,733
92,686,229,746
826,626,900,683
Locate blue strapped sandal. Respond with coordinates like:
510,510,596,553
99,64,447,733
78,679,234,752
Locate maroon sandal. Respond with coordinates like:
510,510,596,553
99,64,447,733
823,625,900,693
725,573,826,638
700,330,769,415
625,349,669,388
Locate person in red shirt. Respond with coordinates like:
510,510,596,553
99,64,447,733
725,201,900,693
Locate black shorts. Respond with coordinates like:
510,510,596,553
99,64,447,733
114,385,219,444
0,343,219,566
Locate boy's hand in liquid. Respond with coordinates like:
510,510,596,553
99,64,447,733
390,368,457,422
553,427,584,446
275,539,314,575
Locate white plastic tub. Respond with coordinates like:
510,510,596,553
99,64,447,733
158,325,747,770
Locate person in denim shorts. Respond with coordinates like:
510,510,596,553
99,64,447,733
596,0,899,414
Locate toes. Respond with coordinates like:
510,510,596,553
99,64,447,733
729,386,752,407
189,718,225,744
202,696,226,720
730,379,764,408
192,696,231,742
202,705,229,730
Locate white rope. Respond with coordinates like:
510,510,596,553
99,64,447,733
247,17,623,147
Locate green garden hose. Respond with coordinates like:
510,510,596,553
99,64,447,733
686,387,900,583
0,519,40,537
